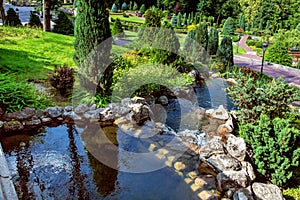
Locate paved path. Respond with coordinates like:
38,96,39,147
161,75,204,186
234,35,300,87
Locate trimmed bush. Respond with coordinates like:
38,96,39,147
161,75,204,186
296,23,300,31
111,3,118,12
216,36,233,71
139,4,146,14
177,12,182,27
121,2,128,10
171,13,177,27
48,65,75,97
112,18,124,37
4,8,22,27
222,17,234,35
133,2,138,11
53,11,74,35
28,11,42,28
265,41,293,67
207,27,218,55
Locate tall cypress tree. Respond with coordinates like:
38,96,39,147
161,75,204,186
207,27,219,55
216,35,233,70
74,0,113,97
222,17,235,35
4,8,21,27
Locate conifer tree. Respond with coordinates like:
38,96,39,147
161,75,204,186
4,8,21,27
296,23,300,31
171,13,177,27
177,12,182,27
28,11,42,28
133,2,138,11
216,35,233,69
121,2,128,11
74,0,112,97
182,13,187,26
239,14,245,30
112,18,124,37
129,1,133,10
207,27,218,55
111,3,118,12
139,4,146,14
222,17,235,35
53,11,73,35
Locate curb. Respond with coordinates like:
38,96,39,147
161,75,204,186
0,143,18,200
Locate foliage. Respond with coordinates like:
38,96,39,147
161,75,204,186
227,67,297,124
4,8,21,27
222,17,235,35
183,29,196,56
112,18,124,37
121,2,128,10
74,0,112,97
207,27,219,55
53,11,74,35
264,41,293,67
297,23,300,31
171,14,177,27
111,3,118,12
144,8,162,27
133,2,138,10
273,29,300,49
177,12,182,27
246,38,263,49
297,60,300,69
48,65,75,97
0,74,52,113
139,4,146,14
239,14,245,30
239,114,300,186
28,11,42,28
283,188,300,200
216,36,233,71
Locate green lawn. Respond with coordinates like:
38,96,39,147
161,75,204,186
110,13,145,24
0,27,75,80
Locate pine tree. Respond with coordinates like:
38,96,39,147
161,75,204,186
182,13,187,26
239,14,245,30
216,35,233,70
183,29,197,55
121,2,128,11
53,11,73,35
139,4,146,14
112,18,124,37
74,0,113,97
207,27,218,55
28,11,42,29
177,12,182,27
133,2,138,11
111,3,118,12
187,13,191,26
171,13,177,27
129,1,133,10
222,17,235,35
196,22,208,51
4,8,21,27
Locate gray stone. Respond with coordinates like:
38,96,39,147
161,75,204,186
227,78,238,86
74,104,89,114
127,103,150,125
217,170,250,193
241,162,256,182
41,117,52,124
207,154,242,172
4,107,36,121
3,121,24,132
131,96,146,104
233,187,254,200
158,95,168,105
24,119,42,127
63,111,82,121
199,138,226,158
89,104,97,111
64,105,73,112
252,182,285,200
0,121,4,129
212,105,229,121
226,134,246,161
83,108,103,119
121,98,132,106
45,106,63,118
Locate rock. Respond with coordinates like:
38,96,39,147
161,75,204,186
89,104,97,111
198,156,221,176
217,124,233,134
121,98,132,106
3,121,24,132
199,138,226,158
100,107,115,123
233,187,254,200
0,121,4,129
111,105,131,118
227,78,238,86
127,103,150,125
252,182,285,200
211,73,221,78
207,154,242,172
64,105,73,112
206,109,214,118
63,111,82,121
41,117,52,124
74,104,89,115
131,96,146,104
83,108,103,119
158,95,168,105
45,106,63,119
226,189,234,198
23,119,42,128
4,107,36,121
226,134,246,161
212,105,229,121
217,170,250,193
241,162,256,182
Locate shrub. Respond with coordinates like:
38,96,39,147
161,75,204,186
216,36,233,71
133,2,138,11
4,8,22,27
207,27,219,55
139,4,146,14
177,12,182,27
144,8,163,28
0,74,52,113
222,17,234,35
112,18,124,37
121,2,128,10
231,35,241,42
227,68,297,124
111,3,118,12
53,11,74,35
297,60,300,69
265,41,293,67
28,11,42,28
296,23,300,31
171,14,177,27
48,66,75,97
239,114,300,186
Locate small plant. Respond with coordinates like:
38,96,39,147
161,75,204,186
112,18,124,37
111,3,118,13
28,11,42,28
4,8,22,27
48,65,75,97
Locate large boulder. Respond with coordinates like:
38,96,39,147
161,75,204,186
252,182,285,200
217,170,250,193
226,134,246,161
206,154,242,172
4,107,36,121
3,121,24,132
241,161,256,182
199,138,226,158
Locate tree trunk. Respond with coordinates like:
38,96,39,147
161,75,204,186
0,0,6,23
43,0,51,32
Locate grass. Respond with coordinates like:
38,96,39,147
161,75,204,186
110,13,145,24
233,44,247,55
0,26,75,80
